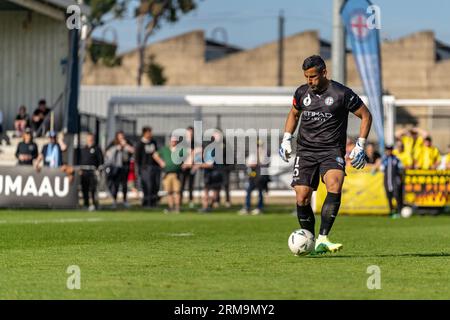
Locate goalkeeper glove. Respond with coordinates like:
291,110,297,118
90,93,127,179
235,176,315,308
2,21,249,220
279,132,293,162
349,137,367,169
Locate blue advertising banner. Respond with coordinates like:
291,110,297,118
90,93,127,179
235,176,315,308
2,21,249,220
341,0,385,150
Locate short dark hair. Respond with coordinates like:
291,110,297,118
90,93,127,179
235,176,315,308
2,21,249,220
142,126,152,135
425,136,432,142
302,55,326,72
39,99,46,105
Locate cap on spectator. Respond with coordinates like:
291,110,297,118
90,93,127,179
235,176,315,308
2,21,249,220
48,130,57,138
385,145,394,150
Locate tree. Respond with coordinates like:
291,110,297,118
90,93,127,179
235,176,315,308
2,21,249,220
146,54,167,85
135,0,197,86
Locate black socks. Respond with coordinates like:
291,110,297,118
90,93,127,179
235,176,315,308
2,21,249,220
296,204,315,236
319,192,341,236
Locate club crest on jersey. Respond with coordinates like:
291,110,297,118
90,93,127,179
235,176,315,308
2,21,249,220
303,94,311,107
325,96,334,106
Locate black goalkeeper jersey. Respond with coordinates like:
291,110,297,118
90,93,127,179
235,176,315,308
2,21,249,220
292,80,363,153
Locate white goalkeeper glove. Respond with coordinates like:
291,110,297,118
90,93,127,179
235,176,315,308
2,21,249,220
279,132,293,162
349,137,367,169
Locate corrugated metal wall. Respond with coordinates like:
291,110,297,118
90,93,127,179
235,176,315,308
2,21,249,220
0,11,68,129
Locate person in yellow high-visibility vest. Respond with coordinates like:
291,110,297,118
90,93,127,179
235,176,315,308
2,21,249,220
393,140,413,169
414,136,441,170
444,144,450,170
395,127,427,161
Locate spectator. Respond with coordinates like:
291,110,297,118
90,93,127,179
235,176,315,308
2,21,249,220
159,136,184,214
395,127,428,160
35,131,65,170
216,134,234,208
199,131,223,213
393,140,413,169
105,131,135,209
366,142,381,165
15,128,38,165
31,99,50,137
238,141,270,215
180,126,197,208
444,145,450,170
0,110,11,146
134,127,165,208
379,145,404,218
14,105,30,138
76,133,103,211
414,136,441,170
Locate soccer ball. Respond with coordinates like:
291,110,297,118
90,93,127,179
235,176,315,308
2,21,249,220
288,229,315,256
401,206,413,218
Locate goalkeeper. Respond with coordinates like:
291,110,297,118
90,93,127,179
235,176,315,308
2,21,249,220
279,55,372,254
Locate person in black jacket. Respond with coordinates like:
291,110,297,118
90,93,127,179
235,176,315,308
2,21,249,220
134,127,165,207
76,132,104,211
15,128,38,165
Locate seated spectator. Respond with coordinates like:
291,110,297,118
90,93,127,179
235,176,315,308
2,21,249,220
159,136,183,214
15,128,38,165
31,99,50,137
393,139,413,170
14,105,30,137
35,131,65,170
414,136,441,170
0,110,11,146
366,142,381,165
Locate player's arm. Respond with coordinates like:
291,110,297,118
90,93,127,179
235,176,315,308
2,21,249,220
352,104,372,140
349,104,372,169
279,107,300,162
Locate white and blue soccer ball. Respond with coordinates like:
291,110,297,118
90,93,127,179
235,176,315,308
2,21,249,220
288,229,315,256
401,206,413,218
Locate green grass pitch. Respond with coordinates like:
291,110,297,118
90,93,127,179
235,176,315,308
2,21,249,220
0,206,449,299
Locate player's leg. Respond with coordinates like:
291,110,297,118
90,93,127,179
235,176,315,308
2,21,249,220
313,155,346,254
320,169,344,236
294,185,315,236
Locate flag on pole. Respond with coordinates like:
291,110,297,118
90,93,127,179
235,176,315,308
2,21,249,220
341,0,385,150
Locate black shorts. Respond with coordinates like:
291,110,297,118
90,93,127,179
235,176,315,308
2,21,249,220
291,149,346,191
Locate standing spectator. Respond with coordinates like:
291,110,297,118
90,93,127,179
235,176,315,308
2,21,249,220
76,133,103,211
0,110,11,145
380,145,404,218
199,131,223,213
159,136,184,213
134,127,165,207
366,142,381,165
31,99,50,137
444,145,450,170
15,128,38,165
14,105,30,137
414,136,441,170
180,126,197,208
105,131,135,209
35,131,65,170
393,140,413,169
395,127,428,161
238,141,270,215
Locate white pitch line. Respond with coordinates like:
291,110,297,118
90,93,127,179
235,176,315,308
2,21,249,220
0,218,105,225
165,232,194,237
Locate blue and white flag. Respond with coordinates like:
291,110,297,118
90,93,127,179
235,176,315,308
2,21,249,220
341,0,384,150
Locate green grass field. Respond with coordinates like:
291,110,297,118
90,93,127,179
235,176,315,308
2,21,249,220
0,206,449,300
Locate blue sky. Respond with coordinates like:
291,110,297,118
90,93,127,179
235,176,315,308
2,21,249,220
93,0,450,54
